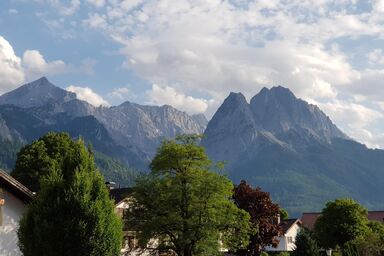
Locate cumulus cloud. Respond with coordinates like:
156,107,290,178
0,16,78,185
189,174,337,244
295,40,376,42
318,100,384,148
147,84,209,115
22,50,68,80
66,85,109,107
0,36,25,94
26,0,384,147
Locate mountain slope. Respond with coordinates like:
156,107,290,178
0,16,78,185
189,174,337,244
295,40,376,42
0,77,207,178
0,77,76,108
201,87,384,215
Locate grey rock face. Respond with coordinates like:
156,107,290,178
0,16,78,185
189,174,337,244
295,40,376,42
0,77,76,108
201,86,384,216
0,77,207,168
202,87,347,163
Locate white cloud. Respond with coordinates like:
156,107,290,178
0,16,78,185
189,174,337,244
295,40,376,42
27,0,384,147
108,87,130,100
318,100,384,148
147,84,209,115
367,49,384,65
8,9,18,15
0,36,25,94
66,85,109,107
22,50,68,80
86,0,105,8
36,0,80,16
83,13,107,29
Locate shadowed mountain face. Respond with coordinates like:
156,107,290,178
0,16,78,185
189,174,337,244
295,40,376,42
201,87,384,215
2,77,384,215
0,77,207,182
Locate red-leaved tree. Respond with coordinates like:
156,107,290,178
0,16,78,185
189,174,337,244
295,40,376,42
233,180,282,256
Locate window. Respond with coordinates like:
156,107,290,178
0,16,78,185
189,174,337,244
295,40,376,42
123,235,137,249
287,236,294,244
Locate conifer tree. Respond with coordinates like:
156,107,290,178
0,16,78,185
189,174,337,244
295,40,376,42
17,135,122,256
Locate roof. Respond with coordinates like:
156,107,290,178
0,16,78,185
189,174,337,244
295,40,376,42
280,218,302,234
301,211,384,230
0,169,34,203
109,187,133,205
301,212,321,230
368,211,384,222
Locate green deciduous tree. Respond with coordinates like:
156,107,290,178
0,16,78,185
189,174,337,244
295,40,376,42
233,180,282,256
17,135,122,256
11,132,78,192
279,208,289,220
344,230,384,256
314,198,368,249
125,134,252,256
291,228,320,256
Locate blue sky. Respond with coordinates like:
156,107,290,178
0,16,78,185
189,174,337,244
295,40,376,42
1,0,384,148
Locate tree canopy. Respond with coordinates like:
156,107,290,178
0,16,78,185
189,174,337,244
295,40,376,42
314,198,368,249
291,228,320,256
125,134,252,256
11,132,78,192
233,180,282,256
17,134,122,256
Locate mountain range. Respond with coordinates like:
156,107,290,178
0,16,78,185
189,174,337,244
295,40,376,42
0,77,206,186
0,77,383,215
202,86,384,215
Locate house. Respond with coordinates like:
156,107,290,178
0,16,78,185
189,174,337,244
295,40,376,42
109,187,138,252
265,218,302,252
109,187,158,256
0,169,34,256
301,211,384,230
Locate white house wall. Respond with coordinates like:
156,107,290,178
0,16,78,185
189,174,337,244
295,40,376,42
265,223,301,252
0,189,27,256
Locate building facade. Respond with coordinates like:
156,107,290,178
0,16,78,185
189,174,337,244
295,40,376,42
0,170,34,256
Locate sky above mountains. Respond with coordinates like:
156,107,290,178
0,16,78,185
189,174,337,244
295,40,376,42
1,0,384,148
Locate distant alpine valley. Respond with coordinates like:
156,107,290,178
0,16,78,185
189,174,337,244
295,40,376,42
1,77,384,215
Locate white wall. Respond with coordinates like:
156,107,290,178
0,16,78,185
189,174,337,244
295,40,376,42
0,189,27,256
265,224,301,252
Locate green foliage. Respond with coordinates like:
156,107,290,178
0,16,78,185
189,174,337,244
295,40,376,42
314,198,369,249
291,228,319,256
94,151,137,187
260,252,269,256
344,230,384,256
367,221,384,241
11,132,78,192
126,134,252,256
280,208,289,220
277,252,290,256
17,137,122,256
0,139,24,170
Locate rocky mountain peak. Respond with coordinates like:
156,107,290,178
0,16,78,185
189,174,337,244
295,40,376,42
203,86,347,160
0,77,76,108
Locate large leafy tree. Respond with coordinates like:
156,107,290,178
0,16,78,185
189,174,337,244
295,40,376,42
314,198,368,249
125,135,252,256
17,135,122,256
11,132,78,192
233,180,282,256
291,228,320,256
